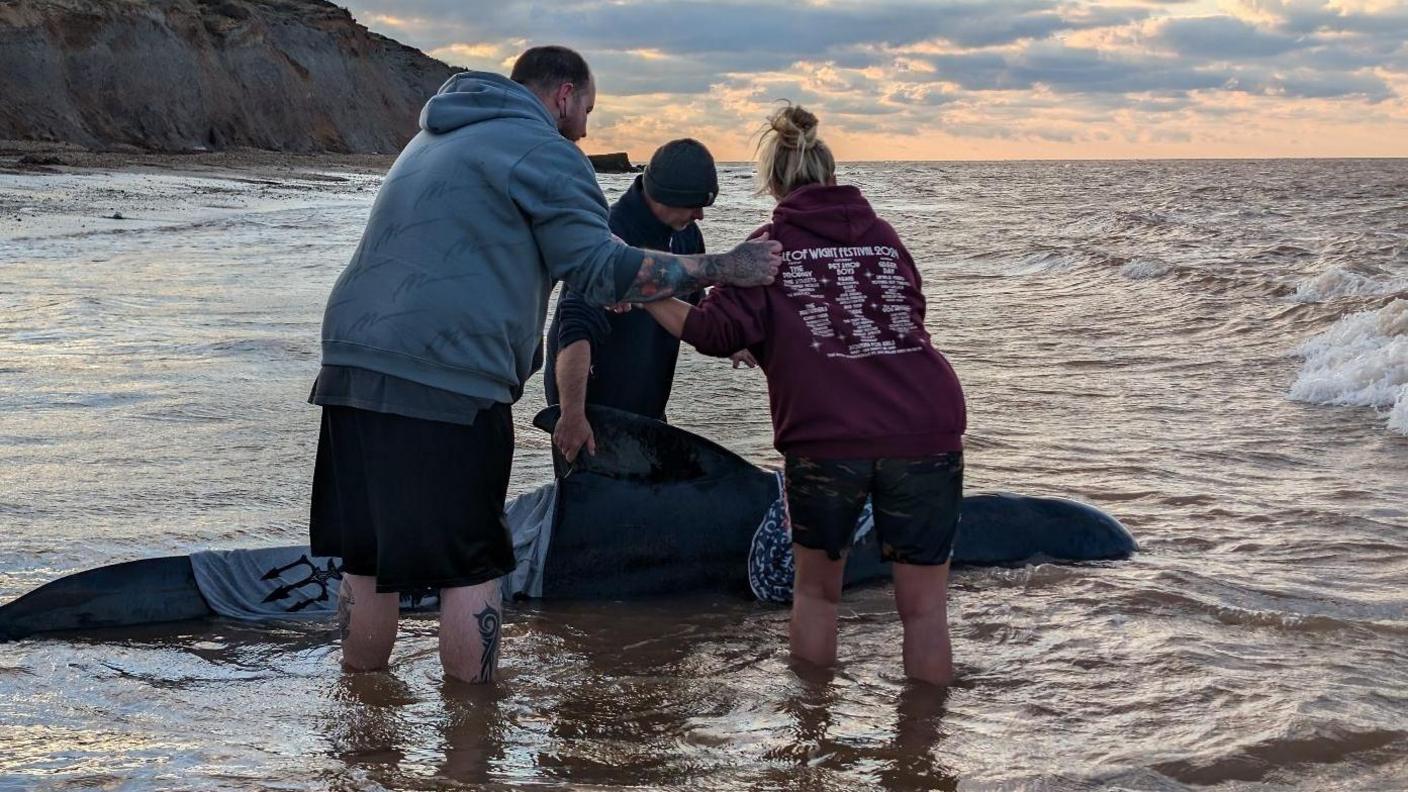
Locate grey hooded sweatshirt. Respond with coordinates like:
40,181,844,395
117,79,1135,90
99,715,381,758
319,72,646,404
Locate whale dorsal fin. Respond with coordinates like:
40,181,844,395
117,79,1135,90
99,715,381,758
532,405,761,483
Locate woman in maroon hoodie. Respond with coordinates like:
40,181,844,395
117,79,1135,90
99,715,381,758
642,105,967,685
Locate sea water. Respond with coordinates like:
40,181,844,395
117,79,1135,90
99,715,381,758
1,160,1406,789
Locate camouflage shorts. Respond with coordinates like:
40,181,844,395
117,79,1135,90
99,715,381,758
783,452,964,565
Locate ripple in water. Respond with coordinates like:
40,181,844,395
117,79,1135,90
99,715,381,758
1,160,1407,789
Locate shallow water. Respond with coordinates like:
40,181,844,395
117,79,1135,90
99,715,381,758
2,160,1406,790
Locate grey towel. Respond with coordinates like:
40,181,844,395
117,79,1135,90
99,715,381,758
189,482,559,619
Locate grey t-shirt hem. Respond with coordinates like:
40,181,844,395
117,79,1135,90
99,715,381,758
309,364,496,427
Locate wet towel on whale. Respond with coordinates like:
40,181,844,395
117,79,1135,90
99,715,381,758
190,483,558,618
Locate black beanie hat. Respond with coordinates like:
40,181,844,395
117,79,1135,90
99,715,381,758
643,138,718,208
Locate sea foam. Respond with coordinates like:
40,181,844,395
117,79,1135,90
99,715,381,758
1291,266,1408,303
1290,299,1408,435
1119,258,1173,280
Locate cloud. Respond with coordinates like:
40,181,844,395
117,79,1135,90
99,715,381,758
582,51,731,96
342,0,1408,158
921,45,1230,94
1265,0,1408,36
885,87,962,107
1253,69,1396,100
352,0,1150,55
1154,16,1308,58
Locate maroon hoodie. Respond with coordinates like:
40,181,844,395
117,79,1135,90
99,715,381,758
681,183,966,459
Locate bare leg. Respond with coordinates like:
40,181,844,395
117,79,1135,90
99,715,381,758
892,561,954,685
439,579,502,684
337,572,400,672
789,546,847,669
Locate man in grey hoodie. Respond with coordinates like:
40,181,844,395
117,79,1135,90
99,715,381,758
307,46,780,684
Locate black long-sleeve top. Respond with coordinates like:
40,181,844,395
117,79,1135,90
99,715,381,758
544,176,704,420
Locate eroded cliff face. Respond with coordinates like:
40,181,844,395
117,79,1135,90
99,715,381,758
0,0,459,153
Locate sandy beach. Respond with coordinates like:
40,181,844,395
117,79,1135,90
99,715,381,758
1,142,395,242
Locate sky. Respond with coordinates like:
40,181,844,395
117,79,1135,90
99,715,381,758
341,0,1408,161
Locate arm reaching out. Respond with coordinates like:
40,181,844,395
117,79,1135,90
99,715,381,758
553,340,596,463
620,235,781,303
642,284,770,359
550,289,608,463
640,299,693,338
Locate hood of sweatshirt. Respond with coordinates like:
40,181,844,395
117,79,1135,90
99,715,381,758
418,71,557,135
771,184,879,244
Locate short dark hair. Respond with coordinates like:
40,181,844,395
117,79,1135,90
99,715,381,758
510,46,591,93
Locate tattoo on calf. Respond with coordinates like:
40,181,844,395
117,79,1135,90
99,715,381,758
336,585,354,641
474,604,502,683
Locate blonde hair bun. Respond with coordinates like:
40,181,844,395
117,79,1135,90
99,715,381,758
756,101,834,199
767,104,819,151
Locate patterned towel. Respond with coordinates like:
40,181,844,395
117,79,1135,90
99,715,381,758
747,472,876,604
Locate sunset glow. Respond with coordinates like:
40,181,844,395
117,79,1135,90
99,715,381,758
289,1,1407,159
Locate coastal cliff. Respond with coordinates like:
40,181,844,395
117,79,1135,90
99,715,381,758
0,0,458,153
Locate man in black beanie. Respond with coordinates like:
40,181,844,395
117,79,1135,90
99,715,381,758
546,138,719,461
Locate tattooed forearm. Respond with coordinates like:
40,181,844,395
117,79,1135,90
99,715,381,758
700,246,778,288
619,240,780,302
336,585,354,641
620,252,707,303
474,604,502,683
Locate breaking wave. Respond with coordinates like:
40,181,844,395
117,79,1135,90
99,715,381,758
1291,266,1408,303
1289,299,1408,435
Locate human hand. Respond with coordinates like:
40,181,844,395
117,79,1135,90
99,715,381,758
606,302,634,314
730,350,758,369
554,410,596,463
714,232,782,287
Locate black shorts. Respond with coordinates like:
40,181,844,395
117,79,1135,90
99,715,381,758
309,404,516,593
784,453,964,565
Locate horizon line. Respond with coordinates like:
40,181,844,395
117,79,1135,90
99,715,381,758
593,154,1408,165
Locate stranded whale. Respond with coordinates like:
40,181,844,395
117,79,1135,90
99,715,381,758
0,406,1135,641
